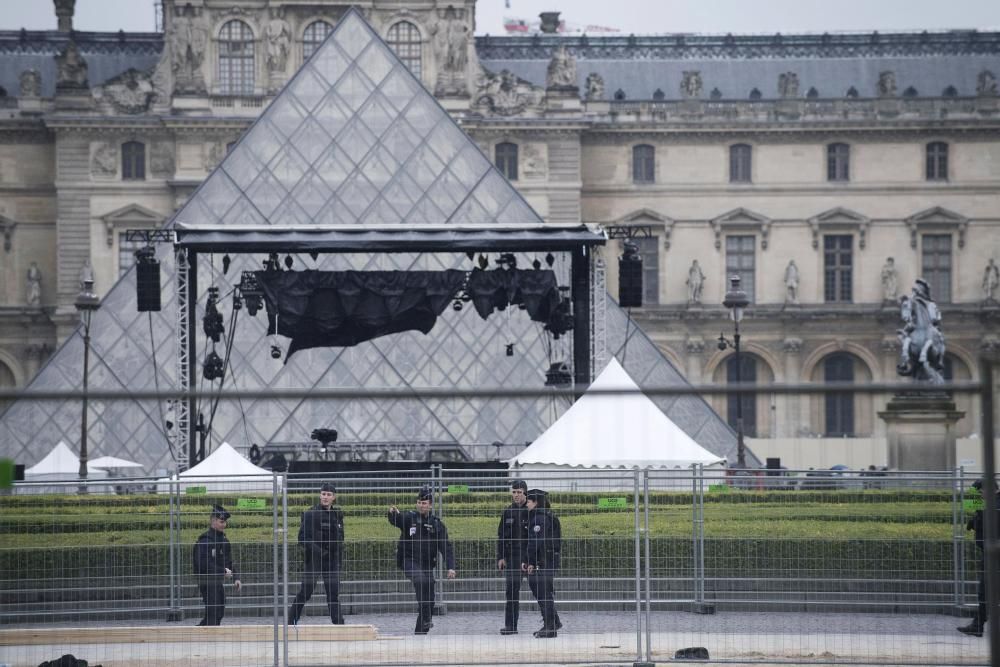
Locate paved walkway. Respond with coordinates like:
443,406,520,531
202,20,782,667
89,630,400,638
0,610,990,666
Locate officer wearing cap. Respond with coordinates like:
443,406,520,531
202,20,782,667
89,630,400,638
193,505,240,626
524,489,561,638
497,480,530,634
388,487,456,634
959,479,996,637
288,483,345,625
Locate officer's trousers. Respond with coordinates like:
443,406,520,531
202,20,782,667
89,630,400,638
528,568,557,630
403,559,436,632
503,564,527,629
198,577,225,626
289,554,342,624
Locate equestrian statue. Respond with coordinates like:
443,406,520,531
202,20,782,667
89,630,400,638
896,278,946,384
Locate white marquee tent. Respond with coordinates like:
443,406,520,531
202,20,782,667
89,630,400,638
508,358,725,490
157,442,276,494
22,441,109,493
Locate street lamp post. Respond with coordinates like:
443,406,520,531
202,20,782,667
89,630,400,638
75,273,101,494
718,275,750,469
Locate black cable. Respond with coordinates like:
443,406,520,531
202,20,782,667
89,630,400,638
148,312,176,463
622,306,632,366
204,293,240,452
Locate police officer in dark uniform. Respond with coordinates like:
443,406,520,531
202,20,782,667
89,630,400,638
388,487,456,634
960,479,995,637
288,483,345,625
497,480,530,634
193,505,241,626
524,489,561,638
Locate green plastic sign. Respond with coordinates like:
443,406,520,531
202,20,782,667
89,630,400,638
598,497,627,509
237,498,267,510
185,486,207,495
965,489,984,513
0,459,13,489
447,484,470,494
708,484,731,493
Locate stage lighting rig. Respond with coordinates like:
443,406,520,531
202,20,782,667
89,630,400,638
311,428,338,453
544,361,572,387
203,286,224,342
203,349,224,381
496,253,517,270
237,271,264,317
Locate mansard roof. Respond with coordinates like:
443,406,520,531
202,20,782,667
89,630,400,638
0,30,162,98
477,30,1000,102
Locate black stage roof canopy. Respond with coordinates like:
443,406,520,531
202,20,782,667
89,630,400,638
173,222,607,253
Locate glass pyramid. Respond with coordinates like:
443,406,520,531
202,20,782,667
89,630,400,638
0,9,741,473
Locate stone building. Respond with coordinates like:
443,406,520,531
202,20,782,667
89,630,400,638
1,1,998,469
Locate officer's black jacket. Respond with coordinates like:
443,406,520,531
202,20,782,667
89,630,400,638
388,509,456,570
525,508,561,570
193,527,237,579
496,502,529,562
298,503,345,564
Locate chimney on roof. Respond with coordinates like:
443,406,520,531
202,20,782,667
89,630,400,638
54,0,76,33
539,12,561,34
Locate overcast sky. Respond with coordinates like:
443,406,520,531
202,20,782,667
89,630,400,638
3,0,999,34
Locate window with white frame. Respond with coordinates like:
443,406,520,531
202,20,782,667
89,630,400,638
218,20,255,95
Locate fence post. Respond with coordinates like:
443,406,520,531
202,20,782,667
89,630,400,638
954,466,965,612
272,472,279,667
643,469,652,665
166,478,182,622
691,463,714,614
282,473,289,667
633,469,644,665
979,356,998,663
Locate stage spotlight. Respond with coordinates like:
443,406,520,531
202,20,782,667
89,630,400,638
532,258,542,270
203,286,224,342
270,343,282,359
506,343,514,357
284,254,294,269
238,272,264,317
545,361,572,387
545,252,555,267
309,251,319,261
222,254,231,275
203,350,224,381
452,299,463,311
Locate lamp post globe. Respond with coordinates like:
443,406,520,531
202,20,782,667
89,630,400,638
722,275,749,469
74,275,101,494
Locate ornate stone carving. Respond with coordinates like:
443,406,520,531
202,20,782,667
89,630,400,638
203,142,226,171
54,0,76,32
877,71,897,97
783,260,799,304
680,71,702,99
98,68,154,114
685,336,706,354
880,257,899,302
19,69,41,97
685,260,705,305
982,335,1000,355
0,219,15,252
26,261,42,306
150,142,175,178
546,45,577,90
584,72,604,101
983,258,999,302
778,71,799,98
432,6,470,96
170,3,208,95
91,143,118,177
896,278,945,383
474,69,543,116
264,8,291,74
978,70,998,97
522,144,547,180
56,41,88,90
782,337,803,354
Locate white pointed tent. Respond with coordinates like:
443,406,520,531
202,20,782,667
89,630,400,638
509,359,724,489
156,442,275,494
24,441,107,479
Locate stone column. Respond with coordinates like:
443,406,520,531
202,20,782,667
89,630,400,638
879,392,965,472
780,337,803,438
684,337,706,385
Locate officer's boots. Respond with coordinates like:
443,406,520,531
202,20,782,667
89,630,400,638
958,618,985,637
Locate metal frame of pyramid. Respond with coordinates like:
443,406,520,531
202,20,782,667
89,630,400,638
0,9,745,474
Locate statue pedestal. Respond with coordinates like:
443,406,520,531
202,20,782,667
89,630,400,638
879,392,965,471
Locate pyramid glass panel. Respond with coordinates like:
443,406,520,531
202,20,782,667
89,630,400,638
0,9,736,474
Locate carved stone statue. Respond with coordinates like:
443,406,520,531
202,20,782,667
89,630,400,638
91,143,118,177
880,257,898,302
546,45,577,90
680,71,702,99
150,142,175,178
685,260,705,304
432,6,470,96
877,71,897,98
896,278,945,384
79,261,94,291
56,41,88,89
264,8,291,74
778,72,799,98
585,72,605,101
100,68,154,114
26,262,42,306
978,70,998,97
475,69,543,116
783,260,800,304
983,258,1000,302
170,3,208,94
522,144,547,180
19,69,41,97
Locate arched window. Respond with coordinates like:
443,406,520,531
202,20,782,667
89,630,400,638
632,145,655,184
823,354,855,436
218,20,255,96
926,141,948,181
303,20,333,60
726,355,758,438
0,360,14,413
121,141,145,181
730,144,752,183
827,142,850,181
495,142,518,181
387,21,422,78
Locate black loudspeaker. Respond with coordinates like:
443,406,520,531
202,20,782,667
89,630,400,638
618,241,643,308
766,457,781,476
135,254,161,312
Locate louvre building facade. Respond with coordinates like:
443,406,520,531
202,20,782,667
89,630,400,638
0,0,998,472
